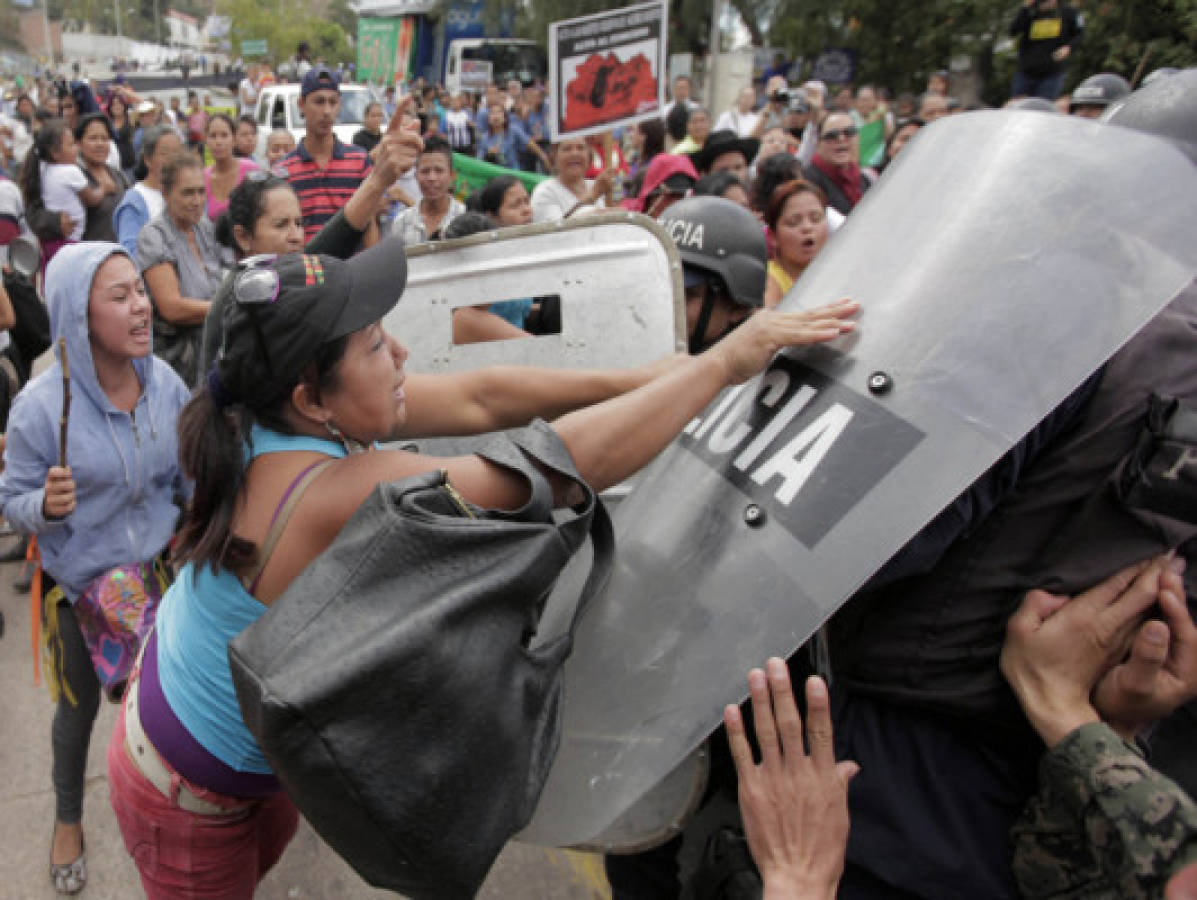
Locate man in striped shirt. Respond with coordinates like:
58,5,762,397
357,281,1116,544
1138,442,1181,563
280,66,378,246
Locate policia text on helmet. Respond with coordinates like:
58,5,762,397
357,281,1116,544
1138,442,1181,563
659,197,769,354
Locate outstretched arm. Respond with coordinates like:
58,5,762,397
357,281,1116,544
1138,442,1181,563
551,301,856,494
342,300,857,512
399,355,685,438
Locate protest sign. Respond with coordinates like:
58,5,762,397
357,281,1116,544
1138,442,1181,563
548,0,667,141
460,59,493,91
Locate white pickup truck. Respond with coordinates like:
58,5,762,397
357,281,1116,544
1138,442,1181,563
252,82,375,160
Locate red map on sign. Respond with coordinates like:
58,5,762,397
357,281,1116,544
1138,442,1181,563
563,52,658,132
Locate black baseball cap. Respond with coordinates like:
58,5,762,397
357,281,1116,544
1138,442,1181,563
218,239,407,406
301,65,341,97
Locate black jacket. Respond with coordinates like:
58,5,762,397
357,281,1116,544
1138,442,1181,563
1010,3,1084,78
831,279,1197,727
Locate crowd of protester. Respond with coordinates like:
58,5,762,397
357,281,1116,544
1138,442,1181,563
0,17,1194,897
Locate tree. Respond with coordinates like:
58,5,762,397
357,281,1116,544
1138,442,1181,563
217,0,353,66
768,0,1011,95
498,0,1197,105
508,0,718,55
1068,0,1197,86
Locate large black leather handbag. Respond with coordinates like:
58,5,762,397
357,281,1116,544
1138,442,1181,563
228,421,612,899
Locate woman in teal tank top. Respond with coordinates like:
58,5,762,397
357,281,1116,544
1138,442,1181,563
105,227,858,896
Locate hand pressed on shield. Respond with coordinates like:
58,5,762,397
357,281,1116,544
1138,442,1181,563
42,465,76,520
725,660,858,900
1093,556,1196,740
1000,556,1173,748
547,299,857,495
712,301,858,385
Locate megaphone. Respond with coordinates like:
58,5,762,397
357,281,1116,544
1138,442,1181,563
7,233,41,280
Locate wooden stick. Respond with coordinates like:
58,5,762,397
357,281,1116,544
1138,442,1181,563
58,338,70,468
1130,44,1153,89
601,131,617,205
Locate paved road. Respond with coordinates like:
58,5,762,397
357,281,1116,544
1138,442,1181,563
0,540,610,899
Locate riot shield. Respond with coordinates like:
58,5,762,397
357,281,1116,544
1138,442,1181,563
382,213,687,373
517,111,1197,849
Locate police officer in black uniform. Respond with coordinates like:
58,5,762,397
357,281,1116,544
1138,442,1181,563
1069,72,1131,118
656,196,769,355
610,72,1197,900
829,72,1197,899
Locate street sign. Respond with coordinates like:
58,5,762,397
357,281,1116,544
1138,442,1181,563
240,39,268,56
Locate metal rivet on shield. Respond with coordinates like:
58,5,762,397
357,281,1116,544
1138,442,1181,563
868,371,893,395
744,504,766,527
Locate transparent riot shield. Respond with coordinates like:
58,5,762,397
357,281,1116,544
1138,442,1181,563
517,111,1197,849
382,213,687,374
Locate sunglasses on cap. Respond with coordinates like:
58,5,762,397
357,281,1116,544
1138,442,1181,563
820,126,858,142
230,255,281,377
233,255,281,304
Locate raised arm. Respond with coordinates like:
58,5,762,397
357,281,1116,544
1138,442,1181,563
344,113,422,245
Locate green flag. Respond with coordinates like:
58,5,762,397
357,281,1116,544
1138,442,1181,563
858,118,886,168
452,154,548,201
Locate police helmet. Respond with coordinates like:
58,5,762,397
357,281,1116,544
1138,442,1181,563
1008,97,1058,113
1069,73,1131,112
658,196,767,308
1143,67,1179,88
1102,68,1197,166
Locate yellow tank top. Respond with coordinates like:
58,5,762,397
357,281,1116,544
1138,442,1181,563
768,259,795,297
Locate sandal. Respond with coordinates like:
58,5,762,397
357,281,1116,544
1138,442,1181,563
49,834,86,895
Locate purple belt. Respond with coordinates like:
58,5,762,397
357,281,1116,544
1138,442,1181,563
138,628,281,798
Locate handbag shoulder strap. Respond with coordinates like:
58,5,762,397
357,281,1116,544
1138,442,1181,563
567,492,614,635
488,420,616,634
243,458,336,592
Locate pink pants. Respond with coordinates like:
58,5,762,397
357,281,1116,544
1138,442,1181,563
107,706,299,899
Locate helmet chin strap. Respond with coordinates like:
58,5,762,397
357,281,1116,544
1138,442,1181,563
688,289,718,355
687,285,746,354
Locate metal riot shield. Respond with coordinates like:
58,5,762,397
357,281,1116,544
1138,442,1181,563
517,111,1197,849
382,213,687,373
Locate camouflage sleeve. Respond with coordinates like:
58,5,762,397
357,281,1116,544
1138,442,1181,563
1012,722,1197,898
